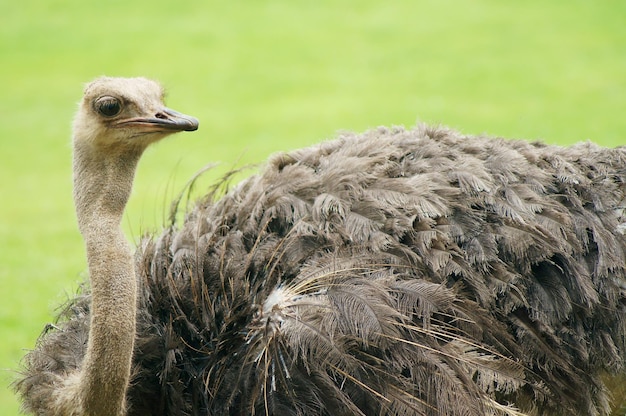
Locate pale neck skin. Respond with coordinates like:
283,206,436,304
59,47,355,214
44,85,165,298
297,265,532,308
71,141,143,415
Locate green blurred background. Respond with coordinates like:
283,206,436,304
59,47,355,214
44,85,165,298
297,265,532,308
1,0,625,414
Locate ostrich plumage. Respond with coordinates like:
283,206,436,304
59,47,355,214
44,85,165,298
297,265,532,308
15,80,626,415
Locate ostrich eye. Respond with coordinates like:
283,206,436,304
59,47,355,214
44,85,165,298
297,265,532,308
95,96,122,117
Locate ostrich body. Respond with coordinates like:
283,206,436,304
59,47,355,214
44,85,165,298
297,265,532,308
16,77,626,415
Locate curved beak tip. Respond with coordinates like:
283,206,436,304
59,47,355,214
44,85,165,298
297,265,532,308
162,107,199,132
185,117,199,132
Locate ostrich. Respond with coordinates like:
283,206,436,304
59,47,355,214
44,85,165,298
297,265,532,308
15,76,626,416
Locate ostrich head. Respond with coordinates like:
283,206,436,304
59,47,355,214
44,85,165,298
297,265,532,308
72,76,199,232
73,76,198,153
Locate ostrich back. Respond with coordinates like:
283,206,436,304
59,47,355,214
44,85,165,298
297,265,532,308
17,125,626,415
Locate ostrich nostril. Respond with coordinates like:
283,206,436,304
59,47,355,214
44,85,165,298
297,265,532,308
155,112,168,119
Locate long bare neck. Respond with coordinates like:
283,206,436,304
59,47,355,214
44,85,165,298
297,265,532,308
71,141,142,415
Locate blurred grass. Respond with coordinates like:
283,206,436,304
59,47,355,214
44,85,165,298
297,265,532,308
1,0,625,414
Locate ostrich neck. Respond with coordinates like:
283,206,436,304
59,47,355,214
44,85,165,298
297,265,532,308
72,142,141,416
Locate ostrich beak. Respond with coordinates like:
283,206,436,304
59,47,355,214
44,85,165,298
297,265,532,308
117,107,199,132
